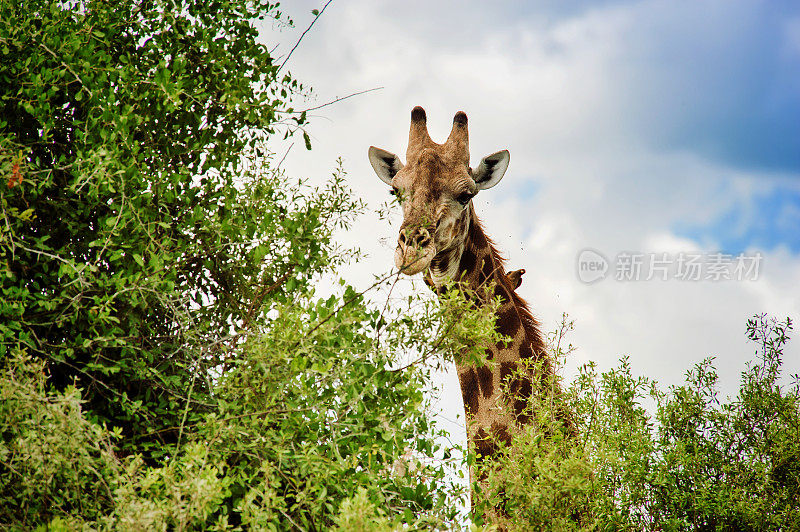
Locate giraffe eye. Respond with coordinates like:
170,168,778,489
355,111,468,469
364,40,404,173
456,192,474,206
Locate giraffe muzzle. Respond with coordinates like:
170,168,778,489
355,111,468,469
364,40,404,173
395,227,436,275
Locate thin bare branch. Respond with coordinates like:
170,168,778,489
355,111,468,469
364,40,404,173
300,86,384,113
277,0,334,73
276,142,294,169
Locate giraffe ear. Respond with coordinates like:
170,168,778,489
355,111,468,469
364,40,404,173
473,150,510,190
368,146,404,185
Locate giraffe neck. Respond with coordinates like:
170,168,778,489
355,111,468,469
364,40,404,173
425,204,549,460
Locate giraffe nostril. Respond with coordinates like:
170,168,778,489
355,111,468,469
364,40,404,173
400,227,434,249
417,228,431,248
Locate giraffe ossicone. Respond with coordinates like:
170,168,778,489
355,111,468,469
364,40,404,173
368,108,560,510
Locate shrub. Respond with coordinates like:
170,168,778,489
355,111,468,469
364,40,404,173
482,314,799,530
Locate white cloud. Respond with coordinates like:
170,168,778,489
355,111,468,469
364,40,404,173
262,0,800,496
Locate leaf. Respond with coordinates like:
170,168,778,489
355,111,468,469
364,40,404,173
7,163,22,188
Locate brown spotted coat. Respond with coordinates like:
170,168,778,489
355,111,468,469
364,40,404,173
425,205,549,460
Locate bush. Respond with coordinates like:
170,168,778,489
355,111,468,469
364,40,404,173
481,314,800,530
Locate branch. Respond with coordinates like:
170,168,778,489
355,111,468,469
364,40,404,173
133,405,313,440
300,86,384,113
37,41,94,98
277,0,334,73
245,265,295,324
276,142,294,169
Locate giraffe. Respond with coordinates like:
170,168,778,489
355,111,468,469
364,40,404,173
368,107,560,518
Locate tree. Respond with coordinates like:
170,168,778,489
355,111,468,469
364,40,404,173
0,0,311,457
0,2,492,527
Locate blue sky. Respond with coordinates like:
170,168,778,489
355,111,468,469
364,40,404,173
617,1,800,255
678,184,800,254
503,0,800,255
617,2,800,174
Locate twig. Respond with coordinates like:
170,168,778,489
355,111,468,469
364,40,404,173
390,334,447,374
245,265,295,323
37,41,94,98
134,405,313,440
299,86,383,113
276,142,293,169
374,269,402,350
177,359,199,449
280,506,308,531
277,0,333,73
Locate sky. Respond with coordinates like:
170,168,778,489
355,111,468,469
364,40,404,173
259,0,800,472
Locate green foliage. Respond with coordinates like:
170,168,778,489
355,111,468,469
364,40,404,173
333,488,399,532
0,351,120,525
0,0,313,457
188,281,477,530
481,315,800,530
0,260,488,529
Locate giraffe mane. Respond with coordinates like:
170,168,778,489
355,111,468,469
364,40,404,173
469,212,547,361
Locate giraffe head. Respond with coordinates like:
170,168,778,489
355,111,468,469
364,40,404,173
369,106,510,275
